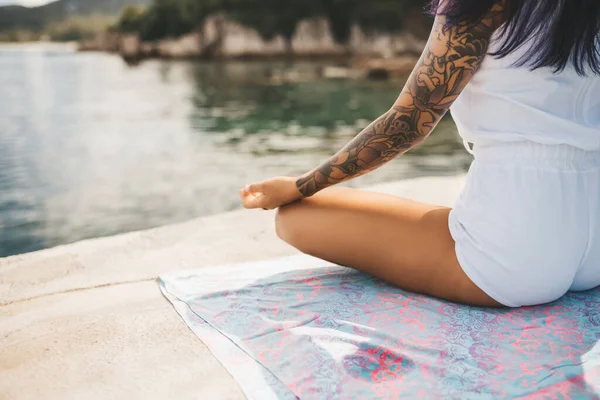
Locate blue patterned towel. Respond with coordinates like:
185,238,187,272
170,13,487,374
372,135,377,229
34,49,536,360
159,255,600,399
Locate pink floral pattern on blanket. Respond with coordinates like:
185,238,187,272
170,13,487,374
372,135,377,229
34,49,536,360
171,266,600,399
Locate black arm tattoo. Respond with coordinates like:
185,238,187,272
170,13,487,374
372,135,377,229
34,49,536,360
296,2,505,197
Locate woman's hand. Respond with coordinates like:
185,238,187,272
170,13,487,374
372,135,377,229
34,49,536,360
239,176,304,210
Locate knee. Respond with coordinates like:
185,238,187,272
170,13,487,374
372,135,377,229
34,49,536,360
275,201,303,245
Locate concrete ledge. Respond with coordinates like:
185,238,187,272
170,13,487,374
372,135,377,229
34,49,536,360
0,175,466,400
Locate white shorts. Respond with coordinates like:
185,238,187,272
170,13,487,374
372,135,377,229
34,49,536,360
449,140,600,307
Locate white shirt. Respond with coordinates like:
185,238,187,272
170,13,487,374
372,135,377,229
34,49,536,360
451,31,600,150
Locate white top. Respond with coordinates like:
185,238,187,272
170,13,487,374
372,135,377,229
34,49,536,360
451,31,600,150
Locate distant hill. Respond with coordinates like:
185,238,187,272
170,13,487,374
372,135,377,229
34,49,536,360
0,0,151,32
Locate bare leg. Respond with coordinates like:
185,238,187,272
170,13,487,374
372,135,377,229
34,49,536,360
275,187,502,307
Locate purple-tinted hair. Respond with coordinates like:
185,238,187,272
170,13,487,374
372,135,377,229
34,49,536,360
428,0,600,76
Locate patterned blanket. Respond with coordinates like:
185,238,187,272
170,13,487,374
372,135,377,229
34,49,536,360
159,255,600,399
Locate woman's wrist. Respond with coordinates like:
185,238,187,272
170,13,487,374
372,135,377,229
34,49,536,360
295,171,321,198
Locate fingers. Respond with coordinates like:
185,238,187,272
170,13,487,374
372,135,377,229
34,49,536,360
245,182,265,194
245,194,266,209
239,189,269,210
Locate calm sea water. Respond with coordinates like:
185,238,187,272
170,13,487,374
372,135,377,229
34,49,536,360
0,43,471,257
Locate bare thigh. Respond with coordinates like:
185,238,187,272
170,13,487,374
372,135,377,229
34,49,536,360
275,187,502,307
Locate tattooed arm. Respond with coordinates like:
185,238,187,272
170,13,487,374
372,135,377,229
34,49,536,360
239,2,506,210
295,3,506,197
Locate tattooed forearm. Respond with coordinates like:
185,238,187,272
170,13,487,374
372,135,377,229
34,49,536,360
296,2,505,197
295,109,425,195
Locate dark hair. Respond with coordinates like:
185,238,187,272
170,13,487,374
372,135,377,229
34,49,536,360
428,0,600,76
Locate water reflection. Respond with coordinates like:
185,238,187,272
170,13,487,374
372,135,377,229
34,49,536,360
0,44,470,257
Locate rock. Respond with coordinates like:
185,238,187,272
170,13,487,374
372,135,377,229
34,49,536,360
156,33,202,59
321,66,362,80
78,14,428,61
290,17,347,57
119,33,140,61
78,31,119,52
205,14,287,58
139,42,158,58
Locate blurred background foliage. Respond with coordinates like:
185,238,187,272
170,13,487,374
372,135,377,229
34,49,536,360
121,0,429,42
0,0,430,42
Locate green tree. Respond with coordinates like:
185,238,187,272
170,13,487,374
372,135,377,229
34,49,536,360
180,0,223,28
357,0,428,34
117,5,145,33
318,0,358,45
47,15,113,41
318,0,427,44
113,0,429,45
139,0,194,41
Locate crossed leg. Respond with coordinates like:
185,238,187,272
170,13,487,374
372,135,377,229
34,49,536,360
275,187,502,307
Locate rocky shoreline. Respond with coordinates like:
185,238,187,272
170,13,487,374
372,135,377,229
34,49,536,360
78,14,424,78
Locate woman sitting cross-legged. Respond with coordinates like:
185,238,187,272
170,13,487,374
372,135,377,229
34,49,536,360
239,0,600,308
